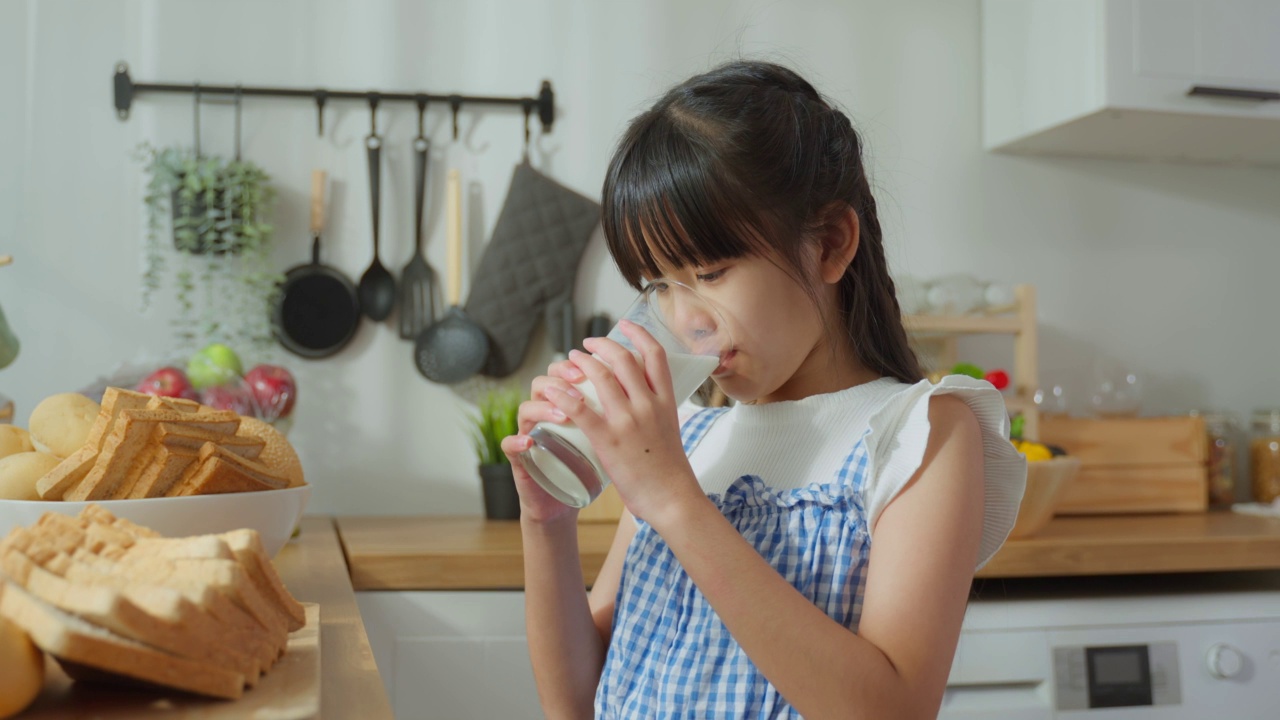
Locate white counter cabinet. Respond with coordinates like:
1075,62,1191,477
357,591,544,720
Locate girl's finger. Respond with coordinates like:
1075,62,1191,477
566,349,630,416
501,434,533,457
530,375,584,403
516,400,569,433
616,321,674,402
547,359,586,383
582,336,651,401
544,384,606,435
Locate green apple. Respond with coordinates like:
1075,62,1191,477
187,343,244,391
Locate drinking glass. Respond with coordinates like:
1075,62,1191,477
519,280,732,507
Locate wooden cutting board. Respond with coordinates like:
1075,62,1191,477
20,603,321,719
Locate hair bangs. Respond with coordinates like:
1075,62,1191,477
603,117,774,289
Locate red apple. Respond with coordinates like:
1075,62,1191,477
200,383,257,416
136,366,198,400
243,364,297,420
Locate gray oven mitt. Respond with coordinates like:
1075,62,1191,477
464,162,601,378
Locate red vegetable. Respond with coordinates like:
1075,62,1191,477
984,369,1010,391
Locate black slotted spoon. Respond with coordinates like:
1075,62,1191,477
398,97,437,339
357,96,396,321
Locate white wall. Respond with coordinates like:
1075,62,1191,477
2,0,1277,515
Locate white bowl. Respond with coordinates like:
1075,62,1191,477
0,485,311,558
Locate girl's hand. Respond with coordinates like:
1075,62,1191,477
542,320,706,525
501,359,589,524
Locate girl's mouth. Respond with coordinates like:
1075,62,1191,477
713,350,737,377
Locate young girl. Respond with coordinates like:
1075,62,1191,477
501,61,1026,719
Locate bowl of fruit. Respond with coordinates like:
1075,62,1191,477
1007,439,1079,539
130,343,298,434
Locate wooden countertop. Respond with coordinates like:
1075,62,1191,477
276,516,393,718
338,512,1280,591
975,511,1280,577
338,516,618,591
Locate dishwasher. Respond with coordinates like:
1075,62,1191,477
940,572,1280,719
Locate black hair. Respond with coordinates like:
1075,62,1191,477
601,60,923,385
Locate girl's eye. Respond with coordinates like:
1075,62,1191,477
696,268,726,283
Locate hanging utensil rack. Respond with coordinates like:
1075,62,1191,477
111,62,556,137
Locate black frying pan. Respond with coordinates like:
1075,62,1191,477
273,170,361,359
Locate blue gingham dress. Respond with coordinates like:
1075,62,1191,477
594,407,874,719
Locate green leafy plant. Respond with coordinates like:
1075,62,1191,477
137,143,282,352
469,387,522,466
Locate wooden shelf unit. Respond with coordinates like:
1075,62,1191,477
904,284,1039,440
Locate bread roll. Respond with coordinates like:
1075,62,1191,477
236,418,304,487
29,393,101,459
0,452,61,500
0,425,34,460
0,613,44,719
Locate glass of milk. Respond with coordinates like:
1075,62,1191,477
518,280,732,507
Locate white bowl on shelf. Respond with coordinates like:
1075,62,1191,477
0,485,311,558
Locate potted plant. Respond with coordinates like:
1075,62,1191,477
137,144,281,353
470,387,522,520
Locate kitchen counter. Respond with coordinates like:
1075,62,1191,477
337,512,1280,590
275,516,393,718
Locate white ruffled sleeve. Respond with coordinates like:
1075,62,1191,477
863,376,1027,570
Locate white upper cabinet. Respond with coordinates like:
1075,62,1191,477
983,0,1280,166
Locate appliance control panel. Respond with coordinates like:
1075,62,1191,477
1053,642,1180,710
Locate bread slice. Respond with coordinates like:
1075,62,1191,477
86,388,153,449
113,555,287,640
145,395,202,413
34,445,98,500
165,442,288,497
75,506,161,541
126,445,199,499
156,423,265,460
0,581,244,699
2,550,257,681
220,529,306,632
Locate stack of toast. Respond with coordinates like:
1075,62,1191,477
35,387,302,501
0,505,305,699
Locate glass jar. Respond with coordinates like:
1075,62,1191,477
1197,411,1239,508
1249,409,1280,504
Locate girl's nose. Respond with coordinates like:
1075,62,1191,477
672,298,719,354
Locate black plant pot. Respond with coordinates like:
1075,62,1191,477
479,463,521,520
171,187,242,256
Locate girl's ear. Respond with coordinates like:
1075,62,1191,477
818,206,860,285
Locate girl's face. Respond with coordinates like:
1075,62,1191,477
651,249,866,404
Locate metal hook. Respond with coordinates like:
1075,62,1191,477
192,82,201,158
314,90,327,136
368,93,380,136
449,95,462,140
415,94,428,137
233,85,243,161
521,100,533,162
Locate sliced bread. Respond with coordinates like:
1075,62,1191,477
0,581,245,700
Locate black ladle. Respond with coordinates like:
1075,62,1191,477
358,96,396,321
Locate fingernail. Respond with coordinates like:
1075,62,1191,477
550,408,566,420
564,385,583,399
